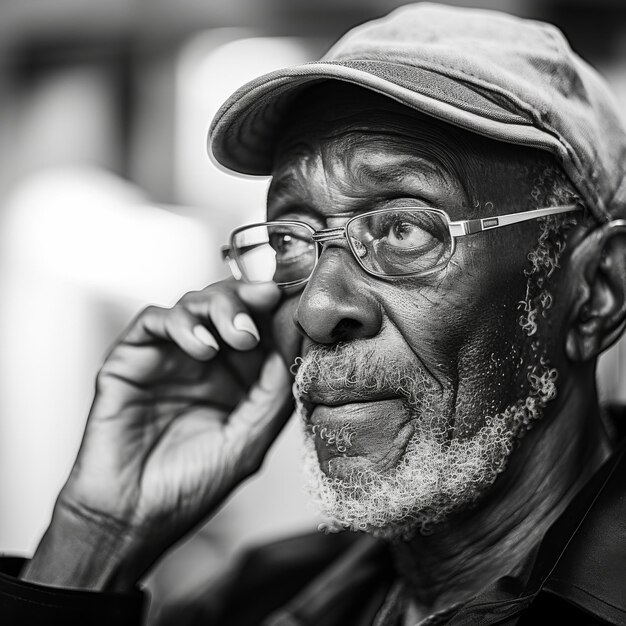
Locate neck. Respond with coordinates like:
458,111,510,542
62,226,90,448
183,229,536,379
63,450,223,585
390,374,611,619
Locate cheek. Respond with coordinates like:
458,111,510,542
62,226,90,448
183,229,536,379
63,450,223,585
379,257,531,433
450,281,539,434
381,275,519,389
381,285,465,388
452,316,524,435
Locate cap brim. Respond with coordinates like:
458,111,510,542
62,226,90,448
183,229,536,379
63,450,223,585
209,61,568,177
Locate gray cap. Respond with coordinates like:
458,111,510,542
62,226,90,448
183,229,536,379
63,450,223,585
209,2,626,223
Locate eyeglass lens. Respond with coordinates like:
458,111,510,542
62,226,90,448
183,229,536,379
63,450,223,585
231,223,317,285
347,209,452,276
230,209,453,285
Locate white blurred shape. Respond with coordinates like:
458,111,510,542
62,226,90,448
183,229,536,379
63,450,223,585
14,65,120,179
0,166,215,552
174,32,321,231
3,167,214,300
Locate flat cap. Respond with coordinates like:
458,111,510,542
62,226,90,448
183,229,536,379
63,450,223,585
209,2,626,222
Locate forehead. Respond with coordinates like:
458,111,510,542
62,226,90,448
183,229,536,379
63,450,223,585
269,83,484,217
271,138,458,208
268,84,560,224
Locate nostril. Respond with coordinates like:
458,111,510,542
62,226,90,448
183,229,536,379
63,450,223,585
295,250,383,343
331,318,364,342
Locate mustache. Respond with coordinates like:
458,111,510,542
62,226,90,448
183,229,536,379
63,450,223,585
293,342,431,408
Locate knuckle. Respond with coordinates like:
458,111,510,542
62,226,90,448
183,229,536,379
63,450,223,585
169,303,190,321
94,366,116,394
135,304,171,331
180,279,234,302
179,283,239,314
208,290,231,311
140,304,167,319
178,289,201,305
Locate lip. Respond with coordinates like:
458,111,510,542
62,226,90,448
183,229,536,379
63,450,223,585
299,390,399,417
307,397,414,475
309,397,398,422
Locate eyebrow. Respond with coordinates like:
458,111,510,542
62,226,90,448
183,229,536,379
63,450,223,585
266,177,309,220
350,153,450,191
268,172,301,203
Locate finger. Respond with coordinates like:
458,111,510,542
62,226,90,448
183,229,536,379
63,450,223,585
164,306,221,361
184,289,272,352
123,305,220,361
225,351,294,477
124,281,281,355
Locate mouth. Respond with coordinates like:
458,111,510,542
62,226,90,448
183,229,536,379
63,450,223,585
304,397,415,477
298,387,399,415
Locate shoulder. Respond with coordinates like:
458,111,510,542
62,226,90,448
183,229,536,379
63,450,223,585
533,430,626,624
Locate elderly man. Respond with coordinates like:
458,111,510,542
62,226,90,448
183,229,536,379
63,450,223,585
1,3,626,625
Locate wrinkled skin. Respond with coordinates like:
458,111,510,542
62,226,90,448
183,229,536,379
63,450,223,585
269,88,561,482
23,85,615,617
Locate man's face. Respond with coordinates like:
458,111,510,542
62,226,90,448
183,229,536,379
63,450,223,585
268,86,565,537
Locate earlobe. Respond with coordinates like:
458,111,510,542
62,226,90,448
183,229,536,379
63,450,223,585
565,220,626,363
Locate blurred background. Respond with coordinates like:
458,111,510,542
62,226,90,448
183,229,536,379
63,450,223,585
0,0,624,618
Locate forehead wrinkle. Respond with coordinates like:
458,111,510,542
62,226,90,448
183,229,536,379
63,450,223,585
350,150,452,198
269,140,325,209
275,83,513,208
310,125,453,184
278,121,475,213
271,133,363,213
316,131,468,216
302,132,459,208
318,133,347,207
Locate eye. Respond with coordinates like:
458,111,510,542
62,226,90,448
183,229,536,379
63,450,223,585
347,209,451,276
268,227,314,262
386,217,431,248
269,232,293,253
372,211,444,251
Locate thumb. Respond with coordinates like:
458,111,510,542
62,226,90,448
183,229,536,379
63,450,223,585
226,351,294,477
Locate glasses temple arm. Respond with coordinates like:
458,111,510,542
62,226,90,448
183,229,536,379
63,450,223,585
222,241,270,260
448,203,582,237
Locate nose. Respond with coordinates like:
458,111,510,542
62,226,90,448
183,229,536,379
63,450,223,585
295,245,383,344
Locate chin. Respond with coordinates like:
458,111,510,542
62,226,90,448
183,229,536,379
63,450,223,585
296,365,559,539
292,327,560,538
299,419,480,539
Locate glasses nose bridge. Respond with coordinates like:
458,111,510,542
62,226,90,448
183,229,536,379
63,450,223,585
309,225,356,276
310,225,347,245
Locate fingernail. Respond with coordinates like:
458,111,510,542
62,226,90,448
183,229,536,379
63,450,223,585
233,312,260,342
192,325,219,350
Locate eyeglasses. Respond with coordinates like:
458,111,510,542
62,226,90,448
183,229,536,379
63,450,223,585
222,204,582,287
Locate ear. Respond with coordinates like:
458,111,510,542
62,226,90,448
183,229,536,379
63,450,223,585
566,220,626,362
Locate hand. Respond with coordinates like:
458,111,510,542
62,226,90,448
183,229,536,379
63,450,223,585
23,279,295,590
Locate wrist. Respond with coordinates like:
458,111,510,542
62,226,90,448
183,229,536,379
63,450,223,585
21,497,145,592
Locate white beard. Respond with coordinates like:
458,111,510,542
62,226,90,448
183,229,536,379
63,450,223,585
295,360,558,539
